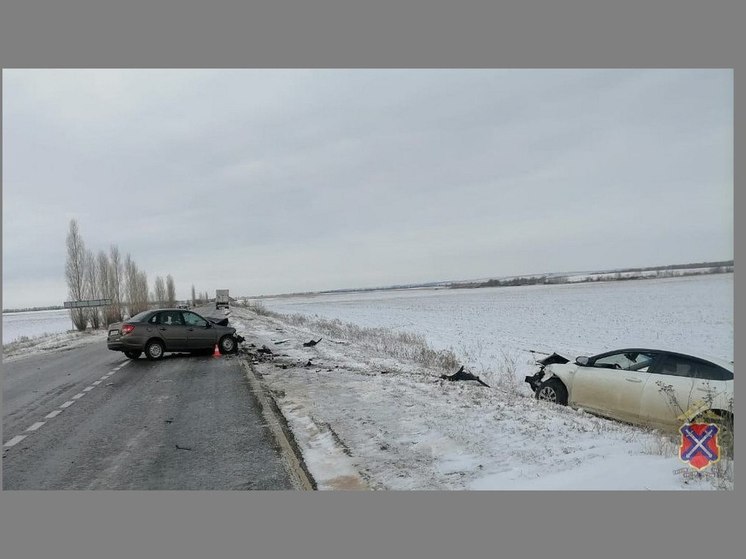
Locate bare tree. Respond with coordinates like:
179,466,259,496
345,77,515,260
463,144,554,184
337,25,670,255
166,275,176,307
128,267,149,315
154,276,166,307
124,254,139,316
65,219,88,331
139,271,150,311
98,250,118,326
109,245,124,322
83,249,101,329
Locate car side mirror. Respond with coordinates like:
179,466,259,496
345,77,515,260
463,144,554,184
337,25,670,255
576,356,589,366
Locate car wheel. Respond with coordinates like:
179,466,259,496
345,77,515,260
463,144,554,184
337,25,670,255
145,340,165,361
536,378,568,405
219,335,236,355
693,410,733,457
124,350,142,359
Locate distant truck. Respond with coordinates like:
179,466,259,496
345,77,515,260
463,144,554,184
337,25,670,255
215,289,230,309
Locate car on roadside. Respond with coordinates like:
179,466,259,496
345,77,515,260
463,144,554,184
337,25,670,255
525,348,733,444
107,308,244,360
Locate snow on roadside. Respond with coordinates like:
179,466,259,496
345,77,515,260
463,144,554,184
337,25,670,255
2,329,107,363
229,306,732,491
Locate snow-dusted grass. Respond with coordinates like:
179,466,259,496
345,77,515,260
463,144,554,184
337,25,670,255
229,302,732,491
252,307,459,376
2,329,106,362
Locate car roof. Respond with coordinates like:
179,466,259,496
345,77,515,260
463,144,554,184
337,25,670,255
593,347,733,373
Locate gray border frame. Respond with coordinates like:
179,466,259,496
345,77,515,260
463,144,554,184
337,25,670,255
1,1,742,558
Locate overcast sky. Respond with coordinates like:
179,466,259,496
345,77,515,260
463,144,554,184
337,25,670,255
2,69,733,308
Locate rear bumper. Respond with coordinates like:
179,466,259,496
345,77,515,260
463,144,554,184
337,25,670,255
107,338,143,352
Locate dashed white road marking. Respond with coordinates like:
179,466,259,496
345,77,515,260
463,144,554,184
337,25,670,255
4,362,133,452
4,435,27,448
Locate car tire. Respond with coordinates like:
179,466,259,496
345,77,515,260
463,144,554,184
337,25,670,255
536,378,568,405
219,335,236,355
124,350,142,359
145,340,165,361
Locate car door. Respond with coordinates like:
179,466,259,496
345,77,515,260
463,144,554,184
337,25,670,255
639,354,698,428
640,354,733,428
569,351,658,423
183,311,216,350
155,310,189,351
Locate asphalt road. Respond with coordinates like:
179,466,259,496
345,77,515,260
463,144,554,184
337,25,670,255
3,340,297,490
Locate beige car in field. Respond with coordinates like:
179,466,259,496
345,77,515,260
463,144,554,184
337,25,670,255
526,348,733,436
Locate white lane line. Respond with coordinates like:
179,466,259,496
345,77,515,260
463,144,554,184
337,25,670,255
4,435,27,448
45,410,63,419
71,393,85,400
26,422,46,432
60,401,75,408
83,386,95,392
92,380,102,385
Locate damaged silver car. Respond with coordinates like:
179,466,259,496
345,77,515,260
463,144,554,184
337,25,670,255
525,348,733,436
107,308,245,360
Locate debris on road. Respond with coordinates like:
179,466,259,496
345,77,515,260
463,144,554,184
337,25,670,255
303,338,323,347
175,444,192,451
441,365,491,387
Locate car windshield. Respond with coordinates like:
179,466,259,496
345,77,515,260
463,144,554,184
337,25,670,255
593,351,657,371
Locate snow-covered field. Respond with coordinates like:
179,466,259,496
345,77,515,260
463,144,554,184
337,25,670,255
260,274,733,370
233,274,733,490
2,329,106,363
2,308,73,345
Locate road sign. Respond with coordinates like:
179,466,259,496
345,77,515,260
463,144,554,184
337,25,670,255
63,298,113,308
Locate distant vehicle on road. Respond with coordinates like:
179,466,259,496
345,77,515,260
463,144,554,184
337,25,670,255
525,348,733,445
107,308,244,360
216,289,230,310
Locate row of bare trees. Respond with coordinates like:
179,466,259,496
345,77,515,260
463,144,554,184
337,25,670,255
188,284,212,307
65,219,178,331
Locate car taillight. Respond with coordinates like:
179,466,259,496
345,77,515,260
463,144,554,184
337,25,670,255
121,324,135,335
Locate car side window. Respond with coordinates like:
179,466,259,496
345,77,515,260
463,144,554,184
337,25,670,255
183,312,208,327
158,311,184,326
658,355,698,378
693,361,733,381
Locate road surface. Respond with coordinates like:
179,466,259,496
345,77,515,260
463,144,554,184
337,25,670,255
3,339,302,490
